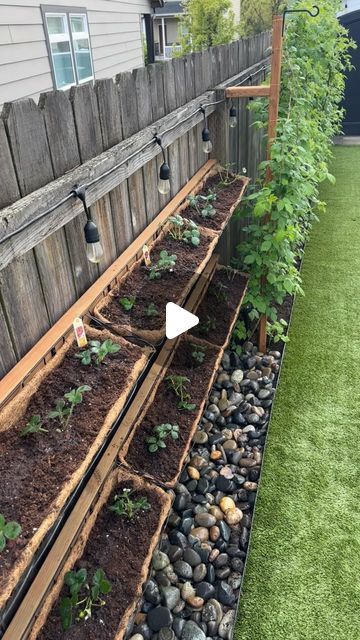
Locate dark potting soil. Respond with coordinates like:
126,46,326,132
37,481,164,640
183,174,246,232
0,337,144,586
190,269,248,347
124,338,221,483
100,231,216,332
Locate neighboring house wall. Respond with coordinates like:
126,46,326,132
0,0,152,105
338,1,360,14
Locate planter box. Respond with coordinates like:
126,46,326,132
0,328,150,611
28,468,171,640
189,265,248,349
94,223,218,345
178,164,249,235
120,336,222,486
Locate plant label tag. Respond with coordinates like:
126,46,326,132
143,244,151,267
73,317,88,348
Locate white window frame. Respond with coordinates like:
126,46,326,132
42,5,94,91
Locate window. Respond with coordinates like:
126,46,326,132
42,6,94,90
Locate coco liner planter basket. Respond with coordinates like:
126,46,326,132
178,164,249,234
94,224,218,345
0,328,150,612
120,336,222,486
29,468,171,640
189,266,248,349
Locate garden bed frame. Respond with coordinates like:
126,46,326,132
0,159,249,639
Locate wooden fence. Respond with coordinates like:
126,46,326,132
0,32,271,379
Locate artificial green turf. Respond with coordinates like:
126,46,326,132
235,146,360,640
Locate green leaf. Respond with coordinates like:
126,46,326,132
244,254,256,265
60,597,73,631
0,514,4,532
3,521,21,540
148,443,158,453
0,532,6,552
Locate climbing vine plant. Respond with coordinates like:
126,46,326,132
234,0,354,330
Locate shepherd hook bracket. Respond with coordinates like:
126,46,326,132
282,5,320,35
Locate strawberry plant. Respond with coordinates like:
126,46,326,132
119,296,136,312
209,281,229,303
48,385,91,431
168,215,201,246
165,375,196,411
146,303,159,317
146,423,179,453
267,319,289,346
20,415,48,437
198,315,216,336
190,343,207,365
76,339,120,366
149,250,177,280
109,489,151,519
218,164,238,187
0,514,21,553
60,567,112,630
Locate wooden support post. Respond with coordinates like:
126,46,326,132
258,15,283,353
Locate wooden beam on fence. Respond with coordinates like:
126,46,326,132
0,56,270,275
225,85,271,98
258,15,284,353
0,92,216,271
0,160,216,410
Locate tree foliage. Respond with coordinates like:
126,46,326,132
177,0,238,53
234,0,355,332
240,0,286,36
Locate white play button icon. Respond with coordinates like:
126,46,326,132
166,303,199,340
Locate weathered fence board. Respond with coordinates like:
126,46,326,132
0,33,271,377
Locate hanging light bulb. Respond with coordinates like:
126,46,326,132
84,219,104,264
229,104,237,128
155,135,171,195
72,185,104,264
201,106,212,155
202,127,213,154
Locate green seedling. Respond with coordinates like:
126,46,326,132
109,489,151,519
168,215,201,247
76,339,121,366
210,281,229,303
198,315,216,336
119,296,136,312
146,303,159,317
48,385,91,431
218,163,238,186
0,514,21,553
201,203,216,219
20,415,48,437
60,568,112,631
165,375,196,411
146,423,180,453
188,193,217,219
149,250,177,280
190,343,207,365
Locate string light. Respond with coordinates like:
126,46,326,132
201,107,213,155
229,102,237,128
0,63,271,251
72,186,104,264
155,135,171,195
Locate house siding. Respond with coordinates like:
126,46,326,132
0,0,153,106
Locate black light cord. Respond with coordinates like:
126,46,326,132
0,63,270,248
